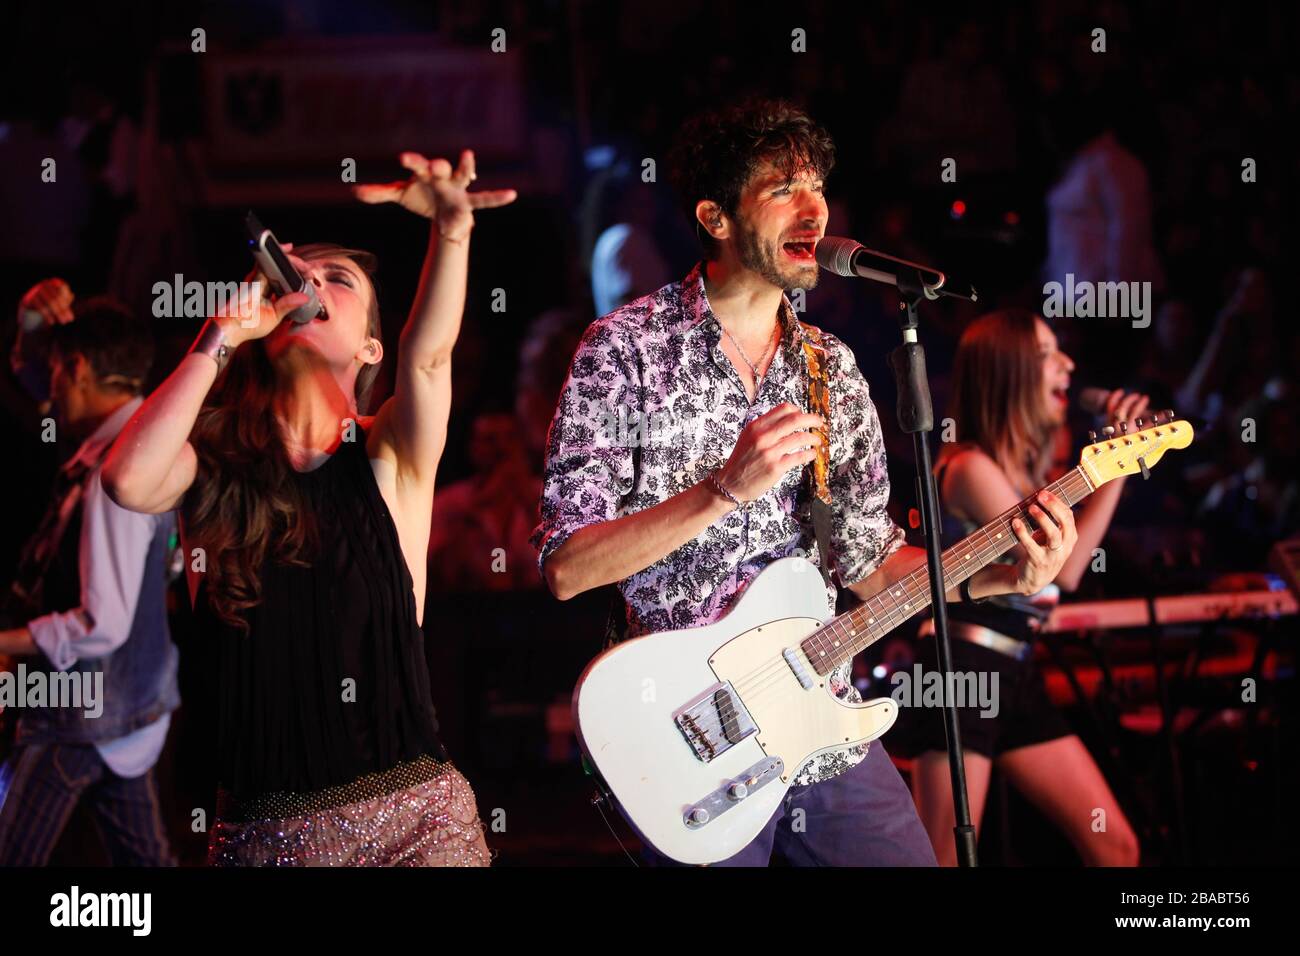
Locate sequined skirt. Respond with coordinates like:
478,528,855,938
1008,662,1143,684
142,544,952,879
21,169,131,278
207,755,490,867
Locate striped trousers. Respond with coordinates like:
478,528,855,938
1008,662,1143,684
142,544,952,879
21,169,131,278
0,742,175,866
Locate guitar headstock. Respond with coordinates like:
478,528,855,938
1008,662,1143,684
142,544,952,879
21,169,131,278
1079,410,1194,487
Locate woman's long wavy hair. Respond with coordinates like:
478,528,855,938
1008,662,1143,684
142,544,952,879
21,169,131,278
943,308,1057,491
183,243,382,634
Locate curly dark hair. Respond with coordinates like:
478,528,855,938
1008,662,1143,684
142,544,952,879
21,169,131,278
50,296,154,393
667,98,836,259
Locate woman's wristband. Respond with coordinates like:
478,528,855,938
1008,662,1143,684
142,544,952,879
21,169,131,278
959,575,989,604
188,317,234,372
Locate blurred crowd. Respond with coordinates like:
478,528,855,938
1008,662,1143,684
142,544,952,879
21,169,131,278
4,3,1293,604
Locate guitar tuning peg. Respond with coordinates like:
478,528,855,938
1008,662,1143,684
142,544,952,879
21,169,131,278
1088,430,1098,443
1119,421,1129,434
1162,409,1175,422
1102,425,1116,438
1135,416,1144,428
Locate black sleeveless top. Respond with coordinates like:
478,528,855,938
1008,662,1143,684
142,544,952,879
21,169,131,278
195,426,448,800
935,457,1049,642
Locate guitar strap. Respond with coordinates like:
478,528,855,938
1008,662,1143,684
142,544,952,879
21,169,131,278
798,321,835,589
602,587,625,651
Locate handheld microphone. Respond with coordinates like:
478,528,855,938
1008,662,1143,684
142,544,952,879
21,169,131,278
815,237,978,302
244,211,327,324
1077,387,1112,416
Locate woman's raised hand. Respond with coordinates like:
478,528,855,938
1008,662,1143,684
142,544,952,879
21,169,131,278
18,277,75,327
353,149,517,242
1102,389,1151,428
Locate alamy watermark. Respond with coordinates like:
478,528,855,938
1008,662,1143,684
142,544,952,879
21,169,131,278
0,664,103,718
1042,273,1151,328
50,885,150,936
152,274,263,324
890,665,1000,718
599,404,708,449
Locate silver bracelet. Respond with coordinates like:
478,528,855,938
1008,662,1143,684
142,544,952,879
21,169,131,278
959,576,989,605
707,469,747,512
188,318,233,372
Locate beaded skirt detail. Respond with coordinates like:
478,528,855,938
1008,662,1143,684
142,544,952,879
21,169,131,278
207,756,490,867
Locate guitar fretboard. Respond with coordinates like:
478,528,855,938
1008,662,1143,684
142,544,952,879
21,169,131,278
800,466,1094,675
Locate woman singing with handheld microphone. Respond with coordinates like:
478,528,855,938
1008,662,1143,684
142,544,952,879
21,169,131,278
103,151,515,866
895,308,1146,866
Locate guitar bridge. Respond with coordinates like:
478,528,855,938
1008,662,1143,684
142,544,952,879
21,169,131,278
673,682,757,762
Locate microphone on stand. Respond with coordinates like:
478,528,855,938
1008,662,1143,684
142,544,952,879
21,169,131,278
814,236,978,302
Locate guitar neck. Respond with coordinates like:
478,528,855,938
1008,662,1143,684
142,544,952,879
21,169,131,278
802,466,1096,675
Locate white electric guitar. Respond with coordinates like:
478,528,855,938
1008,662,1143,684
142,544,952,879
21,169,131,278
574,415,1194,864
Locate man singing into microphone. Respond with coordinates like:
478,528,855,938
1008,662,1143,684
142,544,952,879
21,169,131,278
532,99,1078,866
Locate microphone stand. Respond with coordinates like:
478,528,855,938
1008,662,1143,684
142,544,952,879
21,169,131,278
887,272,978,867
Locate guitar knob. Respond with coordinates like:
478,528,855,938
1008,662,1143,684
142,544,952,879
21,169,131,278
728,782,749,801
687,807,710,826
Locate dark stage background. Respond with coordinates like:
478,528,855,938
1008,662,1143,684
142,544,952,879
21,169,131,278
0,0,1296,865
